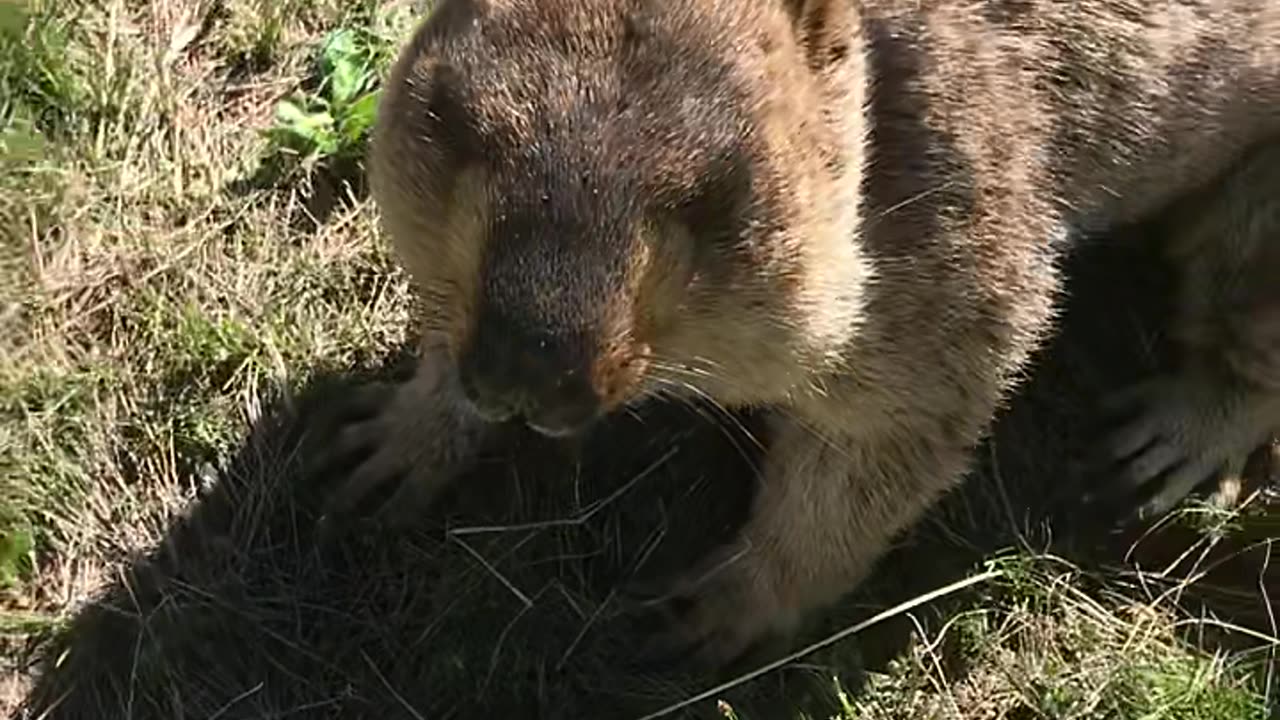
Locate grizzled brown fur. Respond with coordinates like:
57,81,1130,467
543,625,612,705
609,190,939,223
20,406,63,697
323,0,1280,667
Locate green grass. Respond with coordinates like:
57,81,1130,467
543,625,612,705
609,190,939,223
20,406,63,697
839,556,1270,720
1,0,414,654
2,0,1277,718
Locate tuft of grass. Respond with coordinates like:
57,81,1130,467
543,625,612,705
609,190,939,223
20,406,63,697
215,0,305,70
843,556,1269,720
0,0,87,139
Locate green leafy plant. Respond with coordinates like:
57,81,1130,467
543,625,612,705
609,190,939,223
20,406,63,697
264,26,391,174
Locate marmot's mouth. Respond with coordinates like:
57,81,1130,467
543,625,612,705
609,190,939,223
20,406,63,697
519,392,604,438
472,404,601,439
462,400,516,425
525,415,598,439
457,367,605,439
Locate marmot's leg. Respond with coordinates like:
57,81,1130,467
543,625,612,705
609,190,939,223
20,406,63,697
634,409,981,668
1098,141,1280,521
313,336,493,528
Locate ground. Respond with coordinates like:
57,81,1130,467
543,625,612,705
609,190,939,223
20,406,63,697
1,1,1277,718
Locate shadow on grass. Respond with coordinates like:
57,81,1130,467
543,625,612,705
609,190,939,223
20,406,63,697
17,224,1278,720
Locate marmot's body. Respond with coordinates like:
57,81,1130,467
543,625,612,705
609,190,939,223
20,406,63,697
322,0,1280,666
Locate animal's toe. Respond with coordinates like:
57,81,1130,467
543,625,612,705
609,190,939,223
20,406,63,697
1098,379,1161,422
1115,435,1184,490
322,443,410,519
305,418,379,484
637,588,755,671
1103,411,1163,465
635,614,707,669
1137,453,1243,521
372,469,446,528
335,381,397,423
689,618,757,670
622,545,770,672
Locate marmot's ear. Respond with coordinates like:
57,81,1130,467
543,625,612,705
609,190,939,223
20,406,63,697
787,0,859,72
416,0,490,42
394,0,489,78
430,0,491,16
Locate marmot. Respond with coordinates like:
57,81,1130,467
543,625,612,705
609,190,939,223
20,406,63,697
316,0,1280,668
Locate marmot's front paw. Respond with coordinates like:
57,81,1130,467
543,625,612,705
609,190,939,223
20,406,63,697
308,371,487,530
629,539,795,670
1090,372,1278,521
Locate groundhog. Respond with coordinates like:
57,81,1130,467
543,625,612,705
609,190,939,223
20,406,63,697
315,0,1280,668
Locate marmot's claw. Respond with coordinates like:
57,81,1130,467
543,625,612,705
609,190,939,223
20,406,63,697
1090,374,1257,522
303,383,396,480
305,379,438,527
625,542,780,672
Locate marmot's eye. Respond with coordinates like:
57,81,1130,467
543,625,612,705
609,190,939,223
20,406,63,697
677,151,752,249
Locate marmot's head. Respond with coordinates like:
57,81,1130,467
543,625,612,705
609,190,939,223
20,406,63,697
371,0,868,437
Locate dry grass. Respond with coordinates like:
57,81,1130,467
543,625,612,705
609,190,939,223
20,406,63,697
1,0,416,704
1,1,1276,718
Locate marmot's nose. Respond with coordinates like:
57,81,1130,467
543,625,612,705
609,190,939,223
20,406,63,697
458,325,603,437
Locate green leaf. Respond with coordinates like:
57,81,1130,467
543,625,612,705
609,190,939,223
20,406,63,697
339,90,380,145
268,98,337,157
274,97,312,127
320,28,359,71
314,127,340,156
329,55,364,106
319,28,370,105
0,524,35,589
290,111,334,142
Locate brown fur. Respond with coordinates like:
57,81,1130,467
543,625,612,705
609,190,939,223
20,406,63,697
324,0,1280,666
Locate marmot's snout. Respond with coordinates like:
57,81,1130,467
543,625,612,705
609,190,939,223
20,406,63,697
453,202,652,438
458,317,604,438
